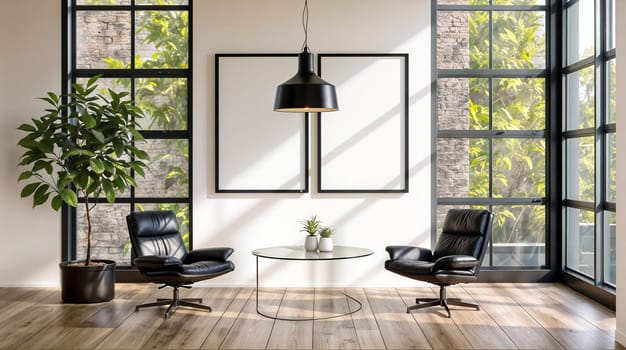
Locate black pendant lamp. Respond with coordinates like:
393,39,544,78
274,0,338,113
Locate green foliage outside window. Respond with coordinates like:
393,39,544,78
466,6,547,246
92,6,191,253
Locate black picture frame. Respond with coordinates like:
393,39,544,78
317,53,409,193
215,53,309,193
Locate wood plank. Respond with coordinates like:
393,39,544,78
80,283,154,329
462,284,563,349
0,288,56,326
46,328,113,350
493,283,616,349
366,287,431,349
94,308,164,349
0,290,74,349
42,284,154,350
266,288,314,350
541,283,616,336
17,302,107,349
143,287,241,349
313,288,359,349
443,286,517,349
94,285,169,349
345,287,386,350
396,287,472,349
17,285,149,350
200,288,254,349
219,288,284,349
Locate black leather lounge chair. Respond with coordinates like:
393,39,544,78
385,209,494,317
126,210,235,319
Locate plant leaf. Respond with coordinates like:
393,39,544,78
74,172,89,189
61,148,96,160
17,171,34,181
33,184,50,207
17,138,40,150
103,181,115,203
91,129,105,143
87,75,101,87
37,140,54,154
32,160,51,173
112,138,124,157
51,195,63,211
20,182,40,198
129,161,146,177
90,158,105,174
82,113,97,128
59,188,78,207
130,128,145,141
17,123,37,132
134,149,150,160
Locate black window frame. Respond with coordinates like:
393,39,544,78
432,0,558,281
561,0,616,303
61,0,193,282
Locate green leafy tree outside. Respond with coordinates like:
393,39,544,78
82,2,191,253
465,6,547,250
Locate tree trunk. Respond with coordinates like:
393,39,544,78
84,195,92,266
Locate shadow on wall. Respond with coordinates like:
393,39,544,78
201,68,431,284
198,154,431,286
197,0,432,285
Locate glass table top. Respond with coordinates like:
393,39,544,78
252,245,374,260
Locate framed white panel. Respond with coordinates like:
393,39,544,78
215,54,308,193
317,54,409,193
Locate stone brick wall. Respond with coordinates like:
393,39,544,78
435,8,471,232
77,204,131,264
76,11,131,69
75,12,188,264
76,140,187,264
76,10,153,69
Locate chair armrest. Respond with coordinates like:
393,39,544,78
385,246,433,262
432,255,478,272
134,255,183,269
186,247,234,263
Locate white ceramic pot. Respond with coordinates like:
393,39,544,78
318,237,334,252
304,235,318,251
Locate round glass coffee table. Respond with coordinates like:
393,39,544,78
252,245,374,321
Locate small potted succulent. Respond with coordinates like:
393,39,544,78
300,215,321,251
318,227,334,252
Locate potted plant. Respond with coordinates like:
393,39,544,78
318,227,334,252
16,76,149,303
300,215,321,251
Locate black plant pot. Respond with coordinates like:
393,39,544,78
59,259,116,303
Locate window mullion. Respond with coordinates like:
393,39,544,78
593,0,606,286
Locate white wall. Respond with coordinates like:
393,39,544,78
194,0,431,287
0,0,431,287
614,0,626,345
0,0,61,286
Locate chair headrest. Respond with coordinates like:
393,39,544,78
127,210,179,237
442,209,492,236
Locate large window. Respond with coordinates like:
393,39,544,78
435,0,548,270
562,0,616,288
62,0,192,269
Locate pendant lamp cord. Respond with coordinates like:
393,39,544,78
301,0,309,50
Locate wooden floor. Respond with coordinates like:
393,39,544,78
0,283,620,349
